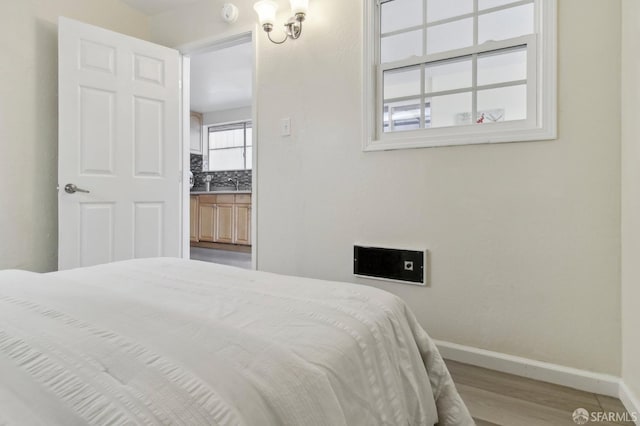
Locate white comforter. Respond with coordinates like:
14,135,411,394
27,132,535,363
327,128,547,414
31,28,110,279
0,258,472,426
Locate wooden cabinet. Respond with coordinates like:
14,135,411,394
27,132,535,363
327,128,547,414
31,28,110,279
213,194,234,244
235,204,251,245
190,196,199,242
215,204,234,243
198,203,216,242
234,194,251,245
190,193,251,246
197,195,217,242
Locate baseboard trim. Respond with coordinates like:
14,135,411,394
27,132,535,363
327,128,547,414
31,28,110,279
619,382,640,425
434,339,620,397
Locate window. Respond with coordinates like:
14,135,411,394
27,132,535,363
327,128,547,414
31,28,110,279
364,0,556,150
207,122,252,171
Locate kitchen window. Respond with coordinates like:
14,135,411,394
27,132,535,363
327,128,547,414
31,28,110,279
207,121,252,171
363,0,557,150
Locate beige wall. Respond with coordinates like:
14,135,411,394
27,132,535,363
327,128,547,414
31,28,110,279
0,0,149,272
621,0,640,406
166,0,621,375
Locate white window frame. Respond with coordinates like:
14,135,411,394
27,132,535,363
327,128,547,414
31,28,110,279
363,0,557,151
207,121,253,171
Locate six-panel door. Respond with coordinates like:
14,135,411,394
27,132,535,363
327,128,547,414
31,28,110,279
58,17,182,270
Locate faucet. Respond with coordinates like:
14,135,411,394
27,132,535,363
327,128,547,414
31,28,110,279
227,178,240,191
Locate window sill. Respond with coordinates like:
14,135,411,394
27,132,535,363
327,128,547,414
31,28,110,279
364,122,557,151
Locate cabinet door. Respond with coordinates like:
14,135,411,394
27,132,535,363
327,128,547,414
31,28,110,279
215,204,234,244
190,196,199,242
198,204,216,242
234,204,251,245
190,112,203,154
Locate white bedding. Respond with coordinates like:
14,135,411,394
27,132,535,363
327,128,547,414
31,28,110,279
0,258,473,426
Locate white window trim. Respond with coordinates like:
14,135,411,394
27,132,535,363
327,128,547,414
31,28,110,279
362,0,557,151
207,121,253,171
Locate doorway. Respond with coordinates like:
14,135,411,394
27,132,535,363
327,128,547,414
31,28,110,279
182,33,256,269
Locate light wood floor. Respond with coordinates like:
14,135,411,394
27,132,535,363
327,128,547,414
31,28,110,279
445,360,635,426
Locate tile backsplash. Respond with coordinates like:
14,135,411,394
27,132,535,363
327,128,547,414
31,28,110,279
190,154,252,191
190,153,204,173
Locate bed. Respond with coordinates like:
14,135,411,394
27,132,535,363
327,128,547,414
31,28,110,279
0,258,473,425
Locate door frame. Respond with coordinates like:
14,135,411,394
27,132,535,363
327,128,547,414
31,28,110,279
178,31,258,270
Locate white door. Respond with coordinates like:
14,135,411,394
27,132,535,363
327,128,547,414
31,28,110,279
58,17,182,270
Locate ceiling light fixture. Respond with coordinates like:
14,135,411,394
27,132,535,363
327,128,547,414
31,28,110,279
253,0,308,45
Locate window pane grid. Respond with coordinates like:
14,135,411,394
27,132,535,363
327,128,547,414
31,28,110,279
380,35,532,73
379,0,534,72
384,79,525,103
377,0,533,135
368,0,555,148
207,121,252,171
383,99,421,132
382,44,529,132
380,0,533,37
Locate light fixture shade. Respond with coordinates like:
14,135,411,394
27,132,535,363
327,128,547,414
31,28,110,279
289,0,308,15
253,0,278,26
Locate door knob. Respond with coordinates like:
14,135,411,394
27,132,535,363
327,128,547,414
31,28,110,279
64,183,90,194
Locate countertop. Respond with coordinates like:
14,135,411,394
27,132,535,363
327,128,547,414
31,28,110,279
190,190,252,195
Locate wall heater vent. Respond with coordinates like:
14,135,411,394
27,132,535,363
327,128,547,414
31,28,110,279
353,245,426,286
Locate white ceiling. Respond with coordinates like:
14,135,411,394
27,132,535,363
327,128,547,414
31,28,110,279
190,42,253,113
120,0,201,15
